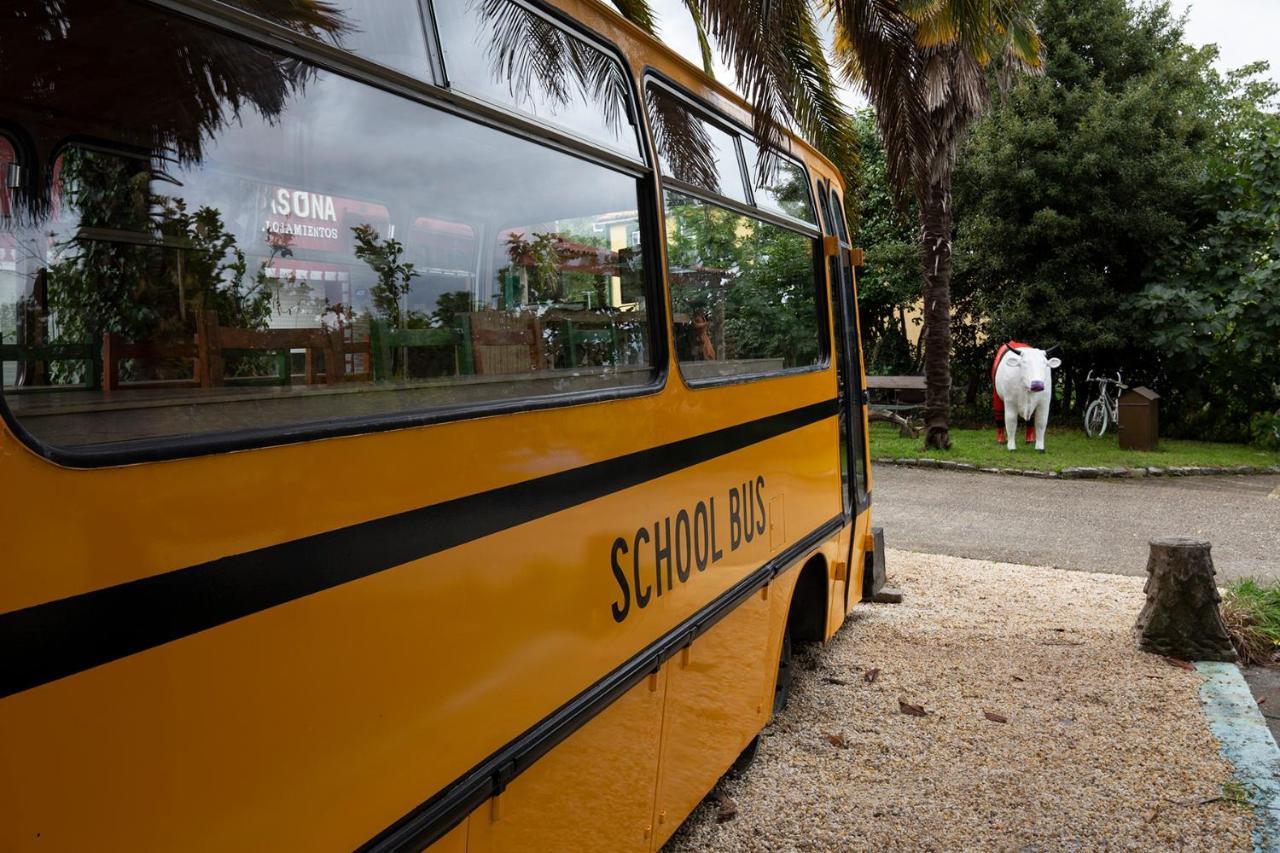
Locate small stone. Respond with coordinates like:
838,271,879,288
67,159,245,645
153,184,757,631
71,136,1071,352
1110,468,1129,477
872,586,904,604
1147,467,1165,476
1129,468,1147,478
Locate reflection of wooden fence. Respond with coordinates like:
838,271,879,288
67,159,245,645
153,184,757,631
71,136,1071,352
369,320,473,381
103,333,203,391
2,309,636,392
199,311,337,387
0,341,101,389
469,311,542,375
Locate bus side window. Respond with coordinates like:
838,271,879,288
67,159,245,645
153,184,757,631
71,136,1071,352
663,190,822,382
220,0,434,80
0,134,19,388
433,0,642,159
0,1,658,457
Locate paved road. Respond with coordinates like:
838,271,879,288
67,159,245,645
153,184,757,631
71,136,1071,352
870,463,1280,582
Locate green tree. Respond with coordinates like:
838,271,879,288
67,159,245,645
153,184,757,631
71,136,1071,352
848,108,920,374
1131,65,1280,440
952,0,1220,423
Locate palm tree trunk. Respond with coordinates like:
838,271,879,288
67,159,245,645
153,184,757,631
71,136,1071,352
920,176,953,449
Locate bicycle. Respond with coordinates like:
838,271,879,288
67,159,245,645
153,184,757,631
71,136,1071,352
1083,370,1126,437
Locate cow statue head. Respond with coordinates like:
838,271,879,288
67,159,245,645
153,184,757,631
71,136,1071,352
1002,346,1061,395
993,343,1062,452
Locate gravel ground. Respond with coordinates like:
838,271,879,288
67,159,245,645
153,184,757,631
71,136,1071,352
664,549,1254,852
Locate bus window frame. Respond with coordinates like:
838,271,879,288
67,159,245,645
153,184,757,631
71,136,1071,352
643,74,830,391
0,0,671,469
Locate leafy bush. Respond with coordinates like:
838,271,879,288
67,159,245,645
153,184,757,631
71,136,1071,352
1251,412,1280,450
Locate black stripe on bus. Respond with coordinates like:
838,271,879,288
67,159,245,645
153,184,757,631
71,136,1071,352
0,398,837,701
359,512,846,853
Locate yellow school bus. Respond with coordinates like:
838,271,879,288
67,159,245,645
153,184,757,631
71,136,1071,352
0,0,877,849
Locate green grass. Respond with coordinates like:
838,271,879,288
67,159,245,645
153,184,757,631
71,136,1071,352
867,422,1280,473
1222,579,1280,666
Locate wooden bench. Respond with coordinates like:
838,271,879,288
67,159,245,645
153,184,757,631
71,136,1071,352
866,374,925,436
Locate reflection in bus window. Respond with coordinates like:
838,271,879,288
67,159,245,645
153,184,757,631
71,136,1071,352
0,1,652,451
0,136,16,388
220,0,432,78
741,138,815,224
645,85,747,203
433,0,640,157
663,191,821,381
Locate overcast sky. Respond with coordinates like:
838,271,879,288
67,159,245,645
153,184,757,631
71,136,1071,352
646,0,1279,111
1169,0,1280,78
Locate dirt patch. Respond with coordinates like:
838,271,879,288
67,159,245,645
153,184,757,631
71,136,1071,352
664,550,1253,851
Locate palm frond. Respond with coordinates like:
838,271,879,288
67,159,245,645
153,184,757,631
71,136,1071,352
826,0,931,195
683,0,717,78
778,7,859,185
477,0,632,136
609,0,657,34
645,85,720,191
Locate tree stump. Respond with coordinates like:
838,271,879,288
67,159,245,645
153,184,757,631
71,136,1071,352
1134,538,1237,662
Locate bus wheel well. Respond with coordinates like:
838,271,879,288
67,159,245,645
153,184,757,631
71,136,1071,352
787,555,828,645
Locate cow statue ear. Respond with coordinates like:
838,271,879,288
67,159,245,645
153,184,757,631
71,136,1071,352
1047,357,1061,368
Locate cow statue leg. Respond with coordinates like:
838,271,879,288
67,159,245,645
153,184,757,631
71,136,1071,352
993,389,1007,444
1033,400,1050,452
1004,408,1020,451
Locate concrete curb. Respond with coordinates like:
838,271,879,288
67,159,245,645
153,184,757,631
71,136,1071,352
1196,662,1280,852
873,457,1280,480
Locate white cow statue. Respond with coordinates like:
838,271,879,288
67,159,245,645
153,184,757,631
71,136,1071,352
993,343,1061,452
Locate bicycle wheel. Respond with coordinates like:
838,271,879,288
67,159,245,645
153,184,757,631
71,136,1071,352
1084,398,1108,438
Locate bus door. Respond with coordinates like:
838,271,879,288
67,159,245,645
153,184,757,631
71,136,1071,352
820,183,870,613
818,182,869,520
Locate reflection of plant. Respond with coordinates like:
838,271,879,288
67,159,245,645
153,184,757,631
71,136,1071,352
352,224,419,329
665,193,817,367
434,290,474,329
45,148,279,383
503,232,561,303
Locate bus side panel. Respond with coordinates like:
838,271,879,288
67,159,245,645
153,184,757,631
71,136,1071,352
462,670,667,853
650,587,771,849
429,821,468,853
0,417,837,852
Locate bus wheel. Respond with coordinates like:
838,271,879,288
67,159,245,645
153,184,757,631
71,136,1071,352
730,734,760,777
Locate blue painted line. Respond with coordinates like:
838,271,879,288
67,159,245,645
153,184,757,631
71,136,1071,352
1197,661,1280,852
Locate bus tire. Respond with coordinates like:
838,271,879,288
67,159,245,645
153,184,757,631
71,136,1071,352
730,734,760,776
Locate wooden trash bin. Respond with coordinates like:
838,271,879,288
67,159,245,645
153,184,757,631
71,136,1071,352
1118,386,1160,450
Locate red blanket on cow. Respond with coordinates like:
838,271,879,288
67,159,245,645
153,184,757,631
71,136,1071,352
992,341,1036,443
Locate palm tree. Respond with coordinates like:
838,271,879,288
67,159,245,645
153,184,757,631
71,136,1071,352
610,1,1041,449
869,4,1042,449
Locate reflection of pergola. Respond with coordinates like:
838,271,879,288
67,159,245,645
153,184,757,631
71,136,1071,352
510,235,631,277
